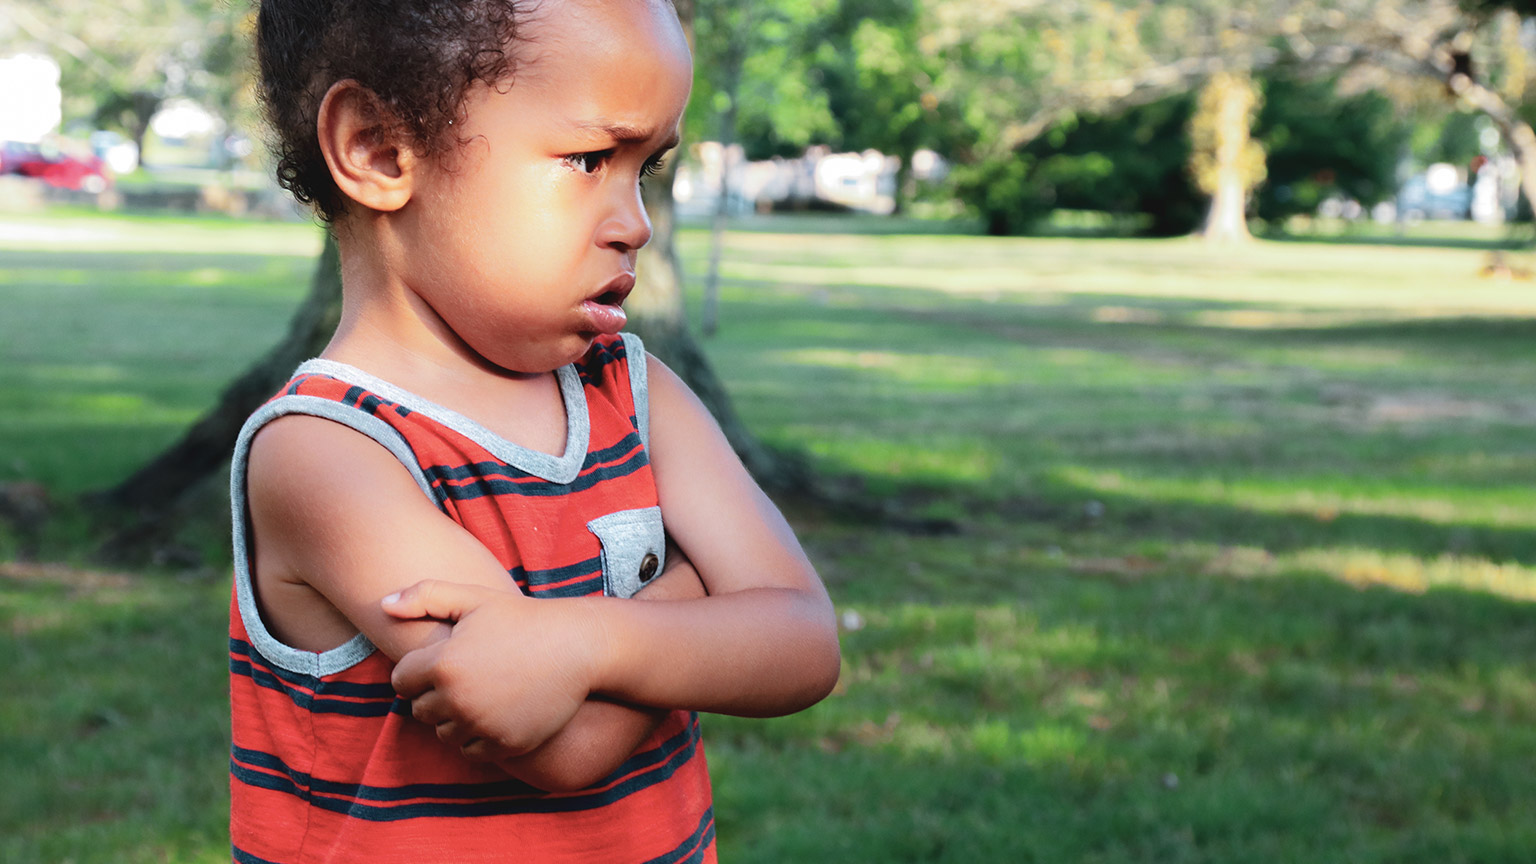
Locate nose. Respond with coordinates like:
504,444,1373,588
600,184,653,253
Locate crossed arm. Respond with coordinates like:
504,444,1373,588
246,353,841,791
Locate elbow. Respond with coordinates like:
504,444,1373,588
504,757,614,794
807,627,843,705
784,615,843,714
537,765,611,795
743,612,841,718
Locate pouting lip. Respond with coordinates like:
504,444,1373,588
589,272,636,306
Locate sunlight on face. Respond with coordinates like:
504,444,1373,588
392,0,693,373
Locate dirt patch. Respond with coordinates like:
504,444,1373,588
1366,393,1509,423
0,560,138,595
1317,384,1534,425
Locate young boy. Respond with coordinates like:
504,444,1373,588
228,1,841,861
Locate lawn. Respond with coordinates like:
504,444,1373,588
3,209,1535,862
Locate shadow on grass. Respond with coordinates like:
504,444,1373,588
0,567,230,863
721,550,1536,862
680,213,986,237
1265,227,1535,253
785,422,1536,570
0,248,312,271
1023,474,1536,568
4,546,1535,863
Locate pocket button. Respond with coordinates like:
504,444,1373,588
638,553,660,584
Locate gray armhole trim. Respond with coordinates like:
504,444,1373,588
230,395,437,677
620,332,650,451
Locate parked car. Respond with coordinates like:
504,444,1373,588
1396,168,1471,221
0,141,111,193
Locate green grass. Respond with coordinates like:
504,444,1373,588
3,211,1535,862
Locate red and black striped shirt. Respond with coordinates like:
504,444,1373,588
228,333,715,863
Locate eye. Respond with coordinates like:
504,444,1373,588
565,149,615,174
640,156,666,179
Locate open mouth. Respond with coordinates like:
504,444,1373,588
581,277,633,335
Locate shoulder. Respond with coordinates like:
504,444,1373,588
244,412,498,661
247,413,438,547
641,352,736,506
643,352,715,441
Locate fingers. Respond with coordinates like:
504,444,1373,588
391,640,444,699
381,579,496,622
409,690,493,758
409,687,447,724
459,737,497,762
414,703,509,762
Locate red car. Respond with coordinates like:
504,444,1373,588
0,142,111,193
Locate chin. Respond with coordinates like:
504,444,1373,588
482,336,596,375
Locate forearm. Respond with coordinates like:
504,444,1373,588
585,586,840,717
494,550,706,791
496,697,665,791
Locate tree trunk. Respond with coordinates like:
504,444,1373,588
1202,170,1252,243
892,149,913,217
701,150,730,338
1444,73,1536,231
92,234,342,518
629,150,802,491
1507,122,1536,230
700,10,748,339
127,91,161,164
1196,72,1258,243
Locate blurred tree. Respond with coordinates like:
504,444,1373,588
3,0,253,154
815,1,965,214
1003,71,1409,236
689,0,845,336
688,0,839,162
97,0,812,548
922,1,1289,236
1327,1,1536,219
1006,94,1203,236
1254,76,1408,223
1190,69,1267,241
925,0,1536,235
689,0,964,213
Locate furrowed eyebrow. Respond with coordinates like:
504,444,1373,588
576,120,679,150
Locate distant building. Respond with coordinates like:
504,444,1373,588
675,144,947,217
0,54,62,144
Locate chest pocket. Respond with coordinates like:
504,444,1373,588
587,507,667,599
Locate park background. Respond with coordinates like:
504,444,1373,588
4,1,1536,861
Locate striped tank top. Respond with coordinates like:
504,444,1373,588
227,333,715,863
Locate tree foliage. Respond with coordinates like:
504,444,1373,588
3,0,254,150
1255,77,1407,222
910,0,1536,234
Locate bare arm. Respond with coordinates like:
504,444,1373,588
246,415,704,792
590,354,841,712
495,548,705,790
386,354,841,745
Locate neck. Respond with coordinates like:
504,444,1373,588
323,216,538,390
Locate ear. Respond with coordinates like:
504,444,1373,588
316,80,418,213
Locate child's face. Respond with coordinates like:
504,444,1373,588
392,0,692,374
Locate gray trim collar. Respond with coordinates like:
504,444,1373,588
293,358,590,484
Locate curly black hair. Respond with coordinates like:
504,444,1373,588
255,0,524,222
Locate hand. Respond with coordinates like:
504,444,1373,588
383,581,601,761
491,548,705,791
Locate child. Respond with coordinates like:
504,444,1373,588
227,1,842,861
